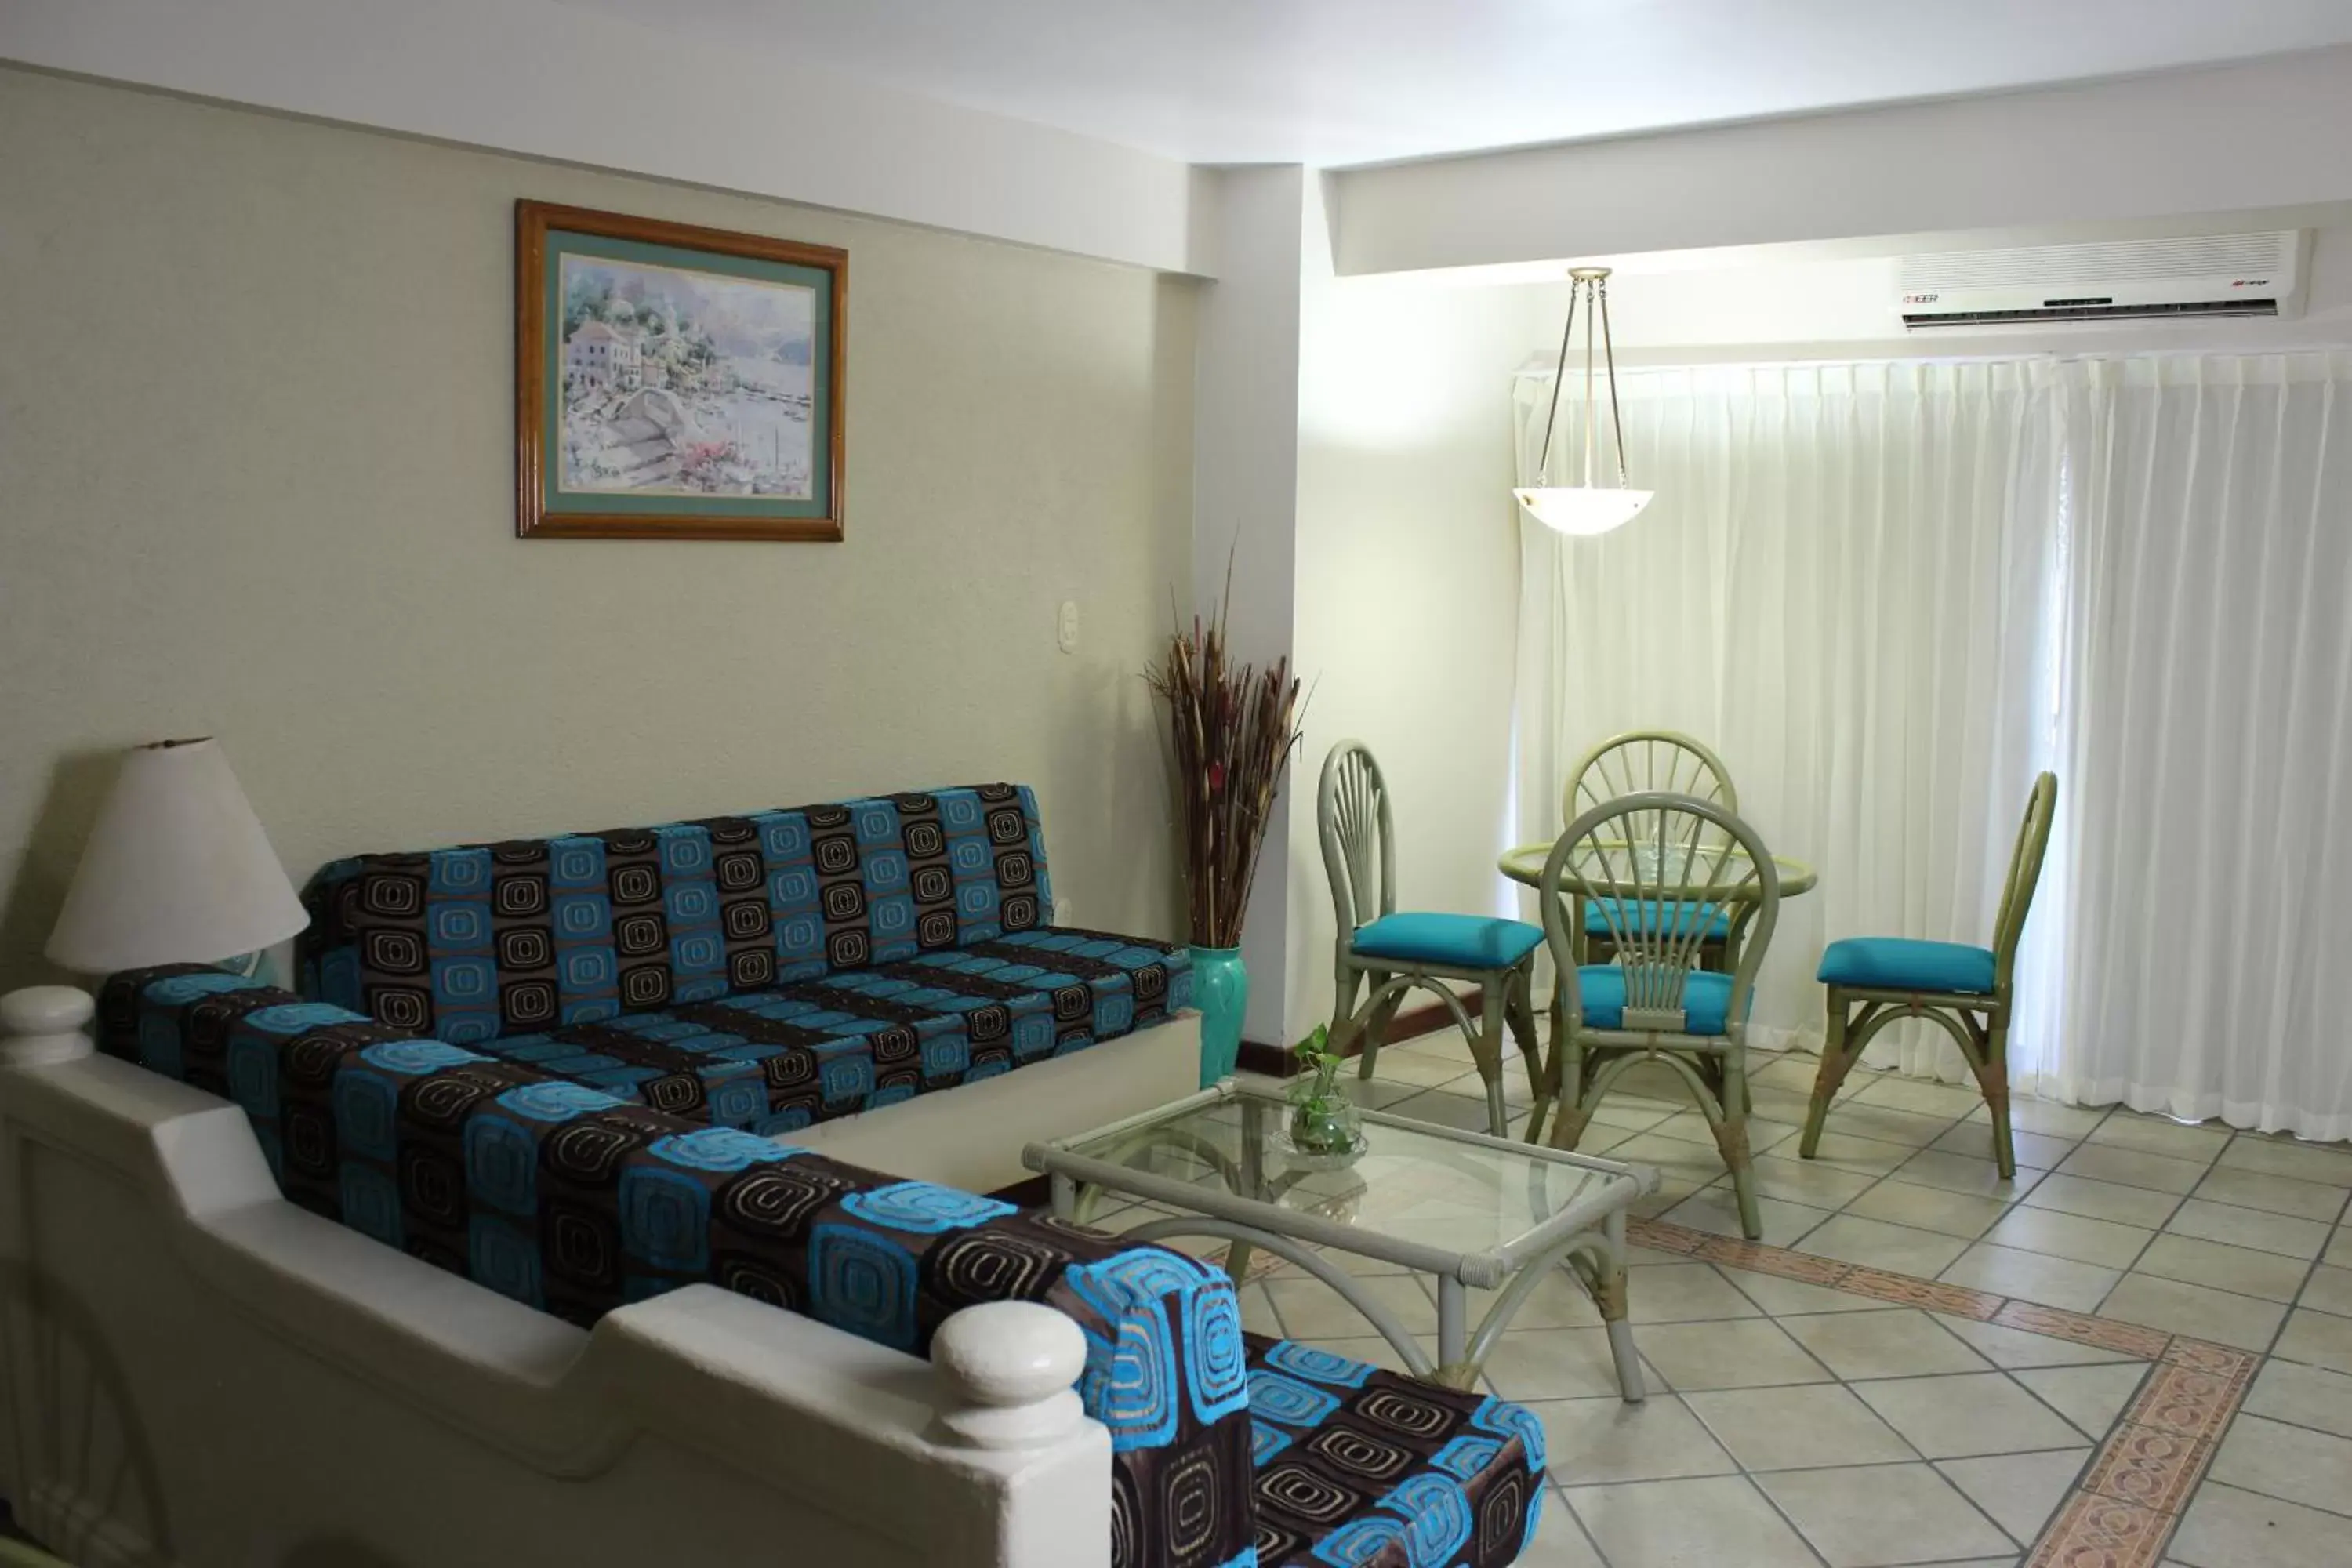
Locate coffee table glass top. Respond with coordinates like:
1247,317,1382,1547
1034,1076,1648,1275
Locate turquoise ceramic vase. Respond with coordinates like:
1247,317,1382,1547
1189,945,1247,1088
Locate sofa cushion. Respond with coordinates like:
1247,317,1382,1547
298,785,1054,1044
1244,1335,1544,1568
100,963,1252,1568
459,927,1193,1132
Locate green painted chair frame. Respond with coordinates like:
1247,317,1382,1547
1798,771,2058,1181
1537,791,1781,1239
1319,740,1544,1139
1563,731,1742,972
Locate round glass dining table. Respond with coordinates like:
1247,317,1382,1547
1495,840,1818,968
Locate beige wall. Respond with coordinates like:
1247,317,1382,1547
0,67,1198,990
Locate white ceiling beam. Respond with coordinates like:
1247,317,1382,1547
0,0,1212,275
1330,46,2352,277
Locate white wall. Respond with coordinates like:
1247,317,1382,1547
1332,45,2352,277
0,0,1208,274
0,68,1199,992
1281,188,1551,1040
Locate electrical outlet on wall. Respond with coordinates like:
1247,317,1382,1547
1056,600,1080,653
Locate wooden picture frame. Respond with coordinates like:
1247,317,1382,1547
515,200,847,540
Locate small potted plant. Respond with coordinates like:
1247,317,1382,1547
1282,1025,1364,1166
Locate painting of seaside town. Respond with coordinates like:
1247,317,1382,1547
557,253,818,499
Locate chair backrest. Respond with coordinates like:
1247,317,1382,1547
1991,771,2058,990
1563,731,1738,826
1317,740,1396,934
1538,792,1780,1036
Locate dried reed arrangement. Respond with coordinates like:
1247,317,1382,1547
1145,589,1305,949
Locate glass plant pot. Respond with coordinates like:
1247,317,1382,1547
1282,1070,1366,1167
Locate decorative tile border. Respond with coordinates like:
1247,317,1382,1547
1621,1215,2257,1568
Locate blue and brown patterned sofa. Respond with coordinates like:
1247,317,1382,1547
296,785,1191,1138
100,964,1549,1568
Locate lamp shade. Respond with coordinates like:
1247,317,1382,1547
1512,486,1655,537
45,738,308,973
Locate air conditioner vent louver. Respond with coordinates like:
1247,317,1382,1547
1896,231,2303,331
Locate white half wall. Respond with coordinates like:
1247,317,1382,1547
0,0,1209,274
1332,45,2352,276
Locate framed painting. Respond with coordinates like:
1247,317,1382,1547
515,200,846,539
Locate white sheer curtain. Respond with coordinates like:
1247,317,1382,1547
2032,352,2352,1140
1512,361,2064,1081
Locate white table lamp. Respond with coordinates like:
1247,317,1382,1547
45,737,309,975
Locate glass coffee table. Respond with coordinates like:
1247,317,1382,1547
1023,1076,1657,1397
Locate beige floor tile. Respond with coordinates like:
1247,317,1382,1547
2095,1273,2286,1353
1937,1447,2092,1545
1529,1392,1739,1483
2087,1113,2234,1163
1393,1029,1477,1062
2216,1134,2352,1189
1853,1370,2087,1458
1800,1214,1974,1276
1719,1267,1901,1316
1238,1281,1283,1336
1369,1050,1484,1089
2326,1226,2352,1267
1752,1055,1838,1097
1854,1075,1989,1120
2192,1166,2350,1224
1637,1318,1835,1392
1969,1098,2111,1138
2013,1362,2150,1439
2169,1482,2347,1568
2206,1412,2352,1519
2299,1264,2352,1317
1390,1088,1507,1134
1740,1152,1884,1207
1682,1382,1918,1470
2023,1172,2185,1230
1461,1268,1606,1331
2241,1358,2352,1439
1933,1314,2142,1369
1301,1243,1414,1277
1846,1180,2014,1240
1818,1100,1965,1149
2133,1233,2314,1304
1296,1334,1417,1375
1483,1327,1655,1399
1651,1109,1800,1153
1662,1189,1832,1250
1746,1084,1830,1127
1608,1131,1738,1187
1933,1122,2078,1171
1939,1243,2122,1313
1629,1180,1709,1219
1518,1494,1607,1567
1566,1475,1820,1568
2054,1142,2211,1196
1262,1272,1436,1339
1758,1462,2013,1566
2273,1305,2352,1374
1777,1308,1992,1380
1806,1131,1928,1177
1586,1096,1683,1133
1893,1149,2045,1201
1619,1262,1764,1325
2162,1197,2332,1259
1979,1205,2155,1270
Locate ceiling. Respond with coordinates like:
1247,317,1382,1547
550,0,2352,167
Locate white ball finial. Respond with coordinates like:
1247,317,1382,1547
931,1301,1088,1450
1,986,100,1067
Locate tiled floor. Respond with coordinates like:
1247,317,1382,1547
1095,1029,2352,1568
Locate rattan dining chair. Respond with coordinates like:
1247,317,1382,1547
1319,740,1544,1138
1798,772,2056,1181
1564,731,1742,972
1538,791,1780,1239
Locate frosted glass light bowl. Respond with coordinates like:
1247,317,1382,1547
1513,486,1654,536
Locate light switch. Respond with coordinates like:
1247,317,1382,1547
1056,600,1080,653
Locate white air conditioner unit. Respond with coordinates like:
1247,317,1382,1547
1897,231,2305,330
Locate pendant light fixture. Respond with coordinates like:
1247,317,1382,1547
1514,266,1653,535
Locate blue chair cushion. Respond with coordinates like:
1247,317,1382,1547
1350,912,1544,971
1818,937,1997,996
1576,965,1740,1036
1584,898,1733,940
